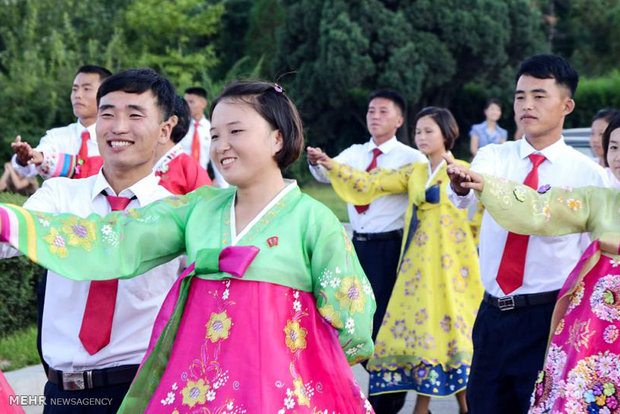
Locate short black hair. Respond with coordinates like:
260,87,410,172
592,108,618,125
97,68,176,120
210,81,304,169
515,54,579,97
602,112,620,167
185,87,208,99
171,95,191,144
368,89,406,116
414,106,459,151
76,65,112,81
485,98,502,110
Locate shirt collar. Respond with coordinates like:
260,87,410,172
369,136,398,154
518,136,567,164
77,120,97,138
91,169,161,206
153,143,184,172
193,115,208,126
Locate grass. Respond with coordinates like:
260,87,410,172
0,325,39,372
300,183,349,222
0,192,28,205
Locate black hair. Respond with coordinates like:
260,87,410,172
368,89,407,116
515,54,579,97
76,65,112,81
185,87,208,99
592,108,619,125
484,98,502,110
414,106,459,151
210,81,304,169
97,68,176,120
171,95,191,144
602,113,620,167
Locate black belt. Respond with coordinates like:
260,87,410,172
48,364,139,391
483,290,559,311
352,229,403,241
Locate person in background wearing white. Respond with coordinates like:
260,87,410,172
11,65,112,180
179,86,229,187
446,54,608,414
307,89,425,413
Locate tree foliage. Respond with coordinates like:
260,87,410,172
275,0,545,154
1,0,618,167
0,0,223,162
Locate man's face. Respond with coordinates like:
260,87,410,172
71,72,102,123
96,90,172,174
514,75,574,141
366,98,403,141
184,93,208,121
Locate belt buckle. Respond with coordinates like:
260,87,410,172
355,234,368,242
497,296,515,311
62,372,85,391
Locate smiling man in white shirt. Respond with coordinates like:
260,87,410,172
446,55,607,414
3,68,184,413
307,89,425,413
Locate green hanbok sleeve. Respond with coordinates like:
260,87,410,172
307,205,376,365
477,174,596,236
0,189,212,281
326,160,415,205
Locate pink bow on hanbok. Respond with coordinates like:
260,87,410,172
195,245,260,277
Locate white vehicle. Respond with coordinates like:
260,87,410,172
563,127,594,158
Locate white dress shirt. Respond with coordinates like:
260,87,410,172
6,172,182,371
310,136,426,233
607,167,620,189
447,137,608,297
179,115,229,188
11,121,99,178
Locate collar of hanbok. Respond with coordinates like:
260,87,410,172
230,180,298,245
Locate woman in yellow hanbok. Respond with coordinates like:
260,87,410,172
313,107,483,414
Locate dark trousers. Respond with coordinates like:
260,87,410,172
43,381,130,414
467,300,554,414
352,236,401,340
36,270,48,372
353,235,407,414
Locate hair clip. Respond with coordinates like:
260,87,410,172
274,83,284,93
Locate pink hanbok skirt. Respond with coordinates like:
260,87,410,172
530,242,620,413
124,274,373,413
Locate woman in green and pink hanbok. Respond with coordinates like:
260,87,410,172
0,82,376,413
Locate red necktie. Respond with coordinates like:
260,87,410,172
78,195,133,355
354,148,382,214
78,131,90,163
191,122,201,162
496,154,547,294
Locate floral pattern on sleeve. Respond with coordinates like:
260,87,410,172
0,188,219,281
326,161,416,205
311,223,376,365
478,174,592,238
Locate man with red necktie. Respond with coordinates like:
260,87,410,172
11,65,112,180
307,89,425,413
447,55,608,413
179,86,229,188
1,69,183,413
